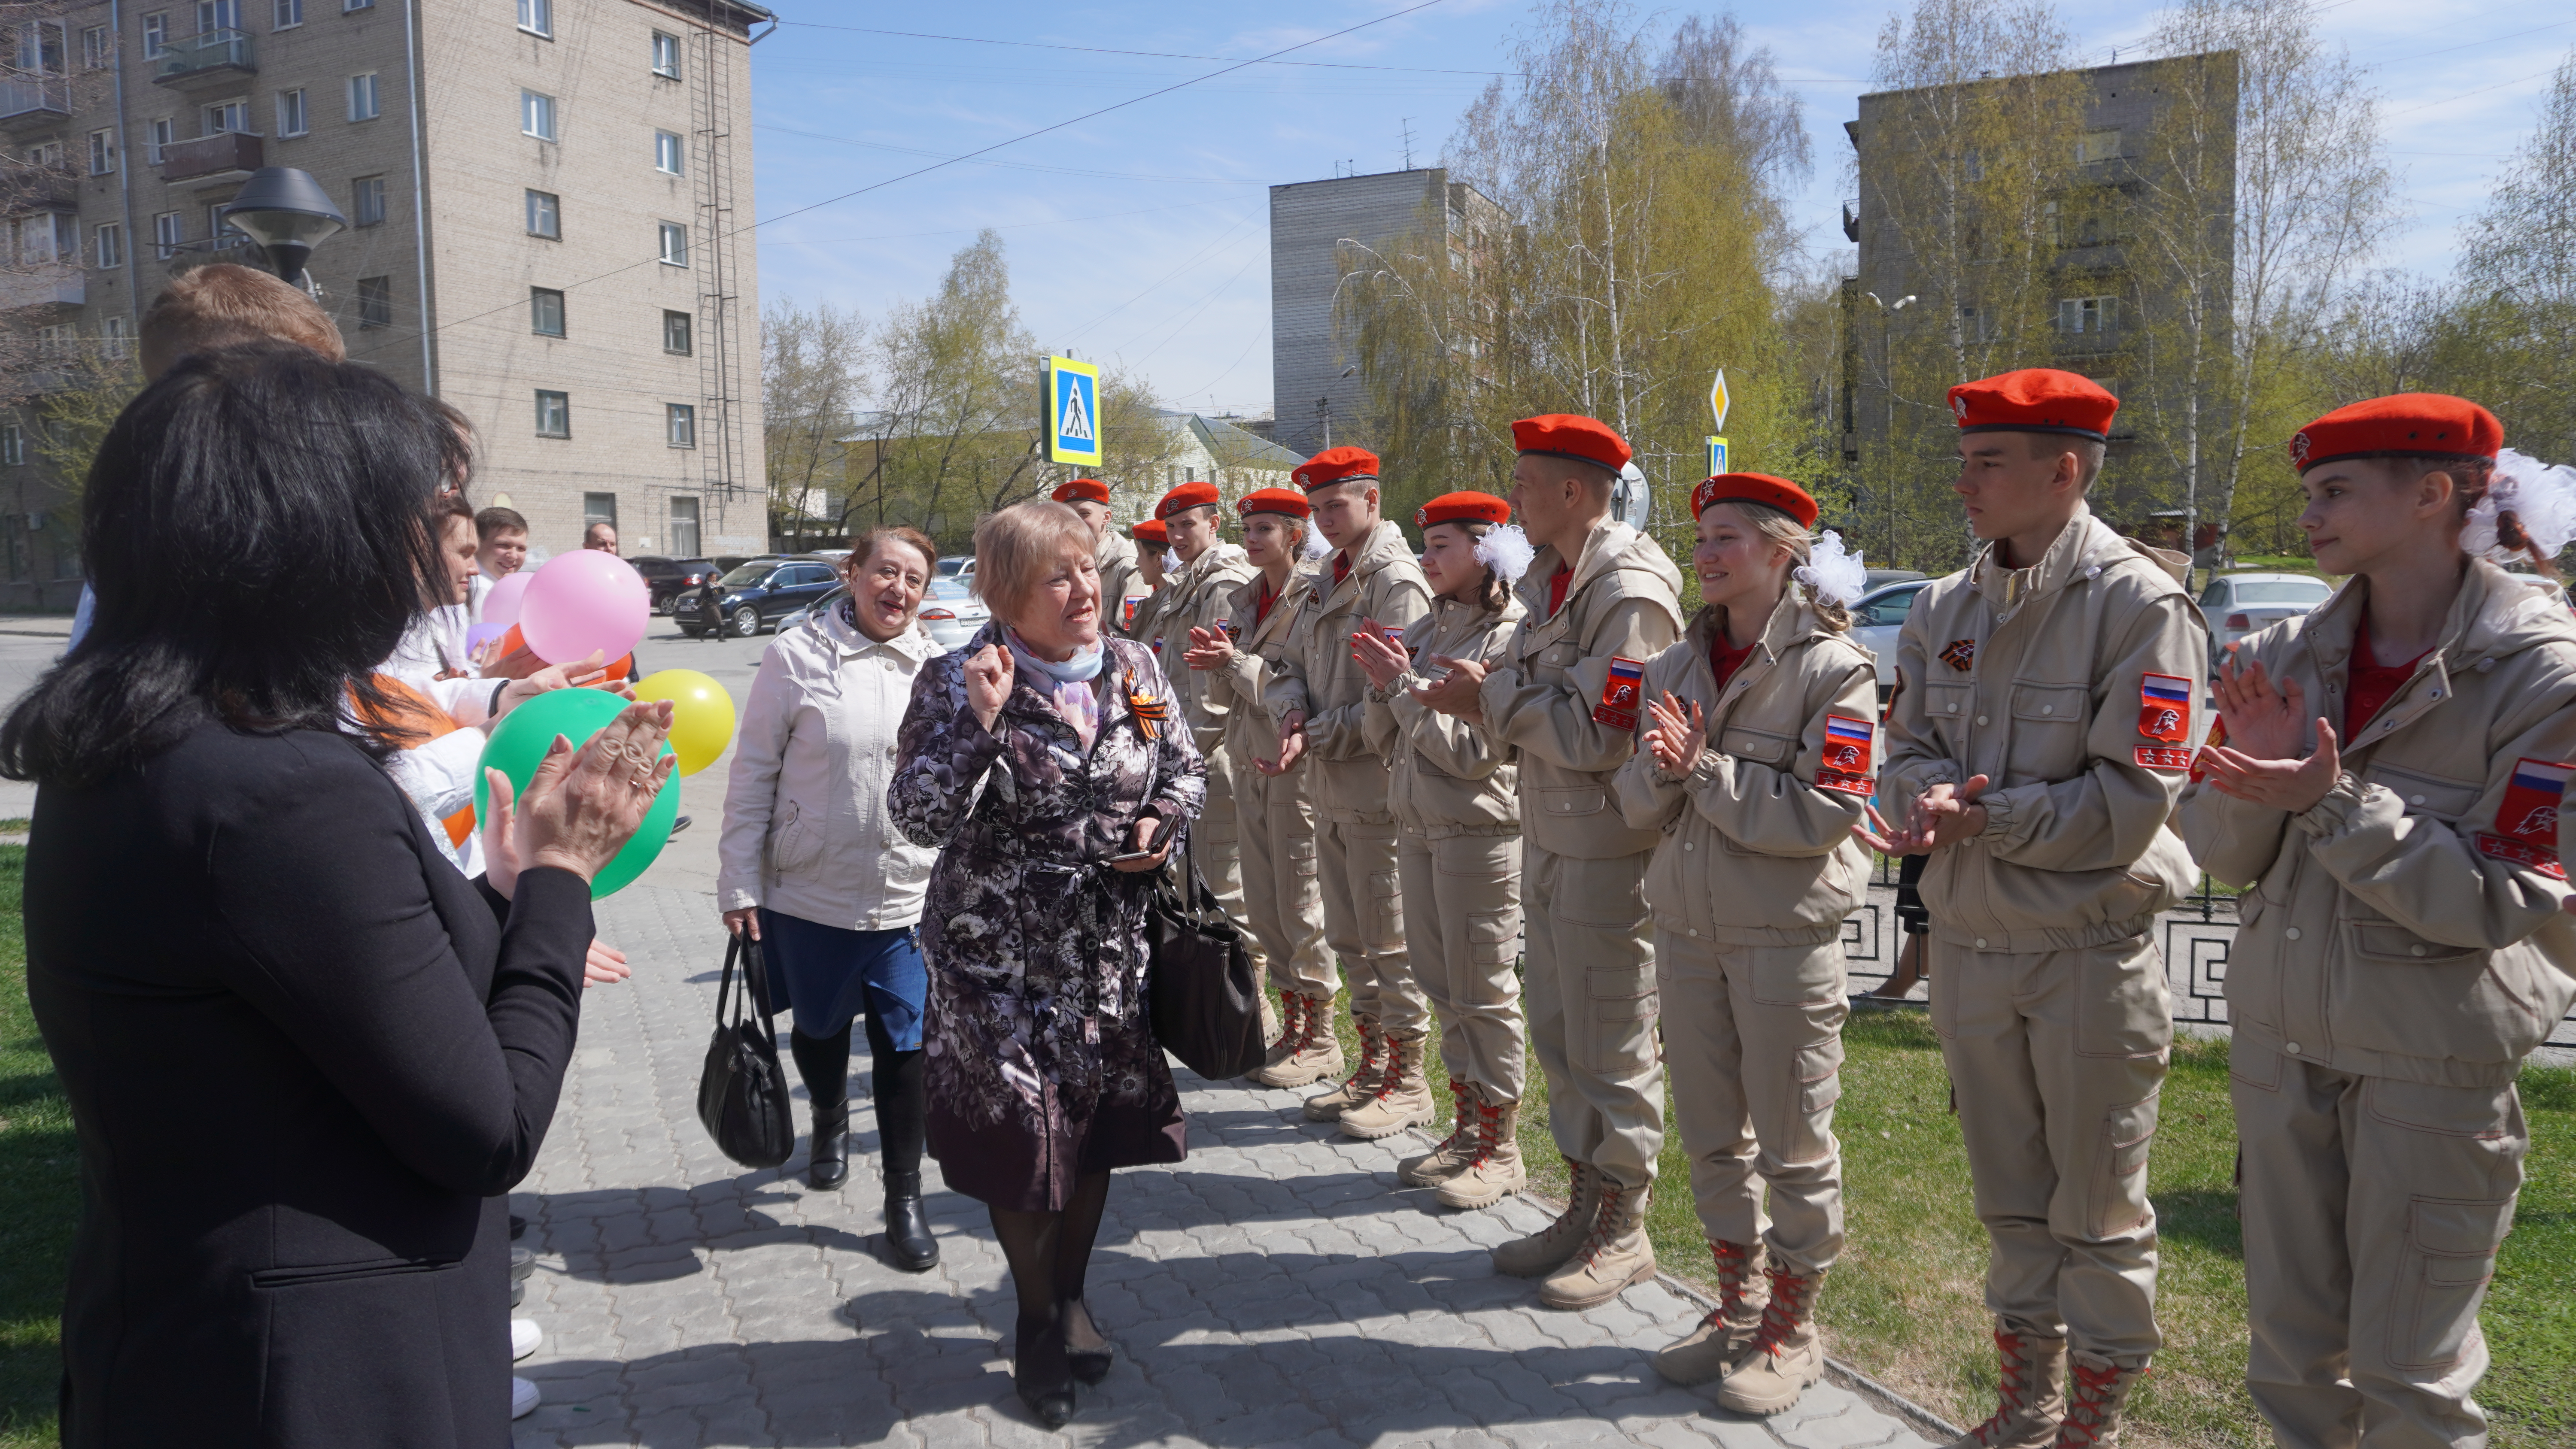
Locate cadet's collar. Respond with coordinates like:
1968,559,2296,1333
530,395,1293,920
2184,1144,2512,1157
1971,504,2107,612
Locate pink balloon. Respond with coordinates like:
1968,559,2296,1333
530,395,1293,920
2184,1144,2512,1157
518,549,650,665
483,571,533,629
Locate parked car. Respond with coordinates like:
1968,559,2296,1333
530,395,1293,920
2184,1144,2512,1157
1862,568,1928,593
1849,577,1932,692
672,557,840,638
630,555,714,614
936,555,974,578
773,576,991,651
2200,572,2334,671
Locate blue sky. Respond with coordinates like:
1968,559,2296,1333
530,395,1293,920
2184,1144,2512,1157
744,0,2571,421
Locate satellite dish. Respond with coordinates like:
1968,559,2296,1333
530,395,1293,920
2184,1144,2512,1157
1613,462,1652,531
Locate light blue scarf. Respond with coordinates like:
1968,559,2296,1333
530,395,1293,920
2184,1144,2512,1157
1006,628,1105,747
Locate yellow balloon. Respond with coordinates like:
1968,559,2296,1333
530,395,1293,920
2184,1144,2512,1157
633,668,736,776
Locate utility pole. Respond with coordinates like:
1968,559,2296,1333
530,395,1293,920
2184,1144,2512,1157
1400,118,1416,170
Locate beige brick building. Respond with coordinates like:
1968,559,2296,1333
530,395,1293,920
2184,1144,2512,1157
0,0,769,607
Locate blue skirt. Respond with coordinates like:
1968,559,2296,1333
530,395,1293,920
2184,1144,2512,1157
756,909,927,1050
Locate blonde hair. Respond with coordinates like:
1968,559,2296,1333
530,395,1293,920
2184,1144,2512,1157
140,263,346,380
1712,500,1853,634
971,500,1096,624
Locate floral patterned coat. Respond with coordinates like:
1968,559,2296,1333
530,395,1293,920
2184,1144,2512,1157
889,624,1207,1212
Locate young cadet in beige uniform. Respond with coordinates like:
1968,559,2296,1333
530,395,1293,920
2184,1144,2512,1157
1262,447,1435,1128
2184,395,2576,1449
1151,481,1261,941
1878,370,2205,1449
1613,474,1877,1413
1416,415,1684,1310
1052,479,1142,636
1189,488,1341,1086
1125,519,1170,646
1351,491,1531,1199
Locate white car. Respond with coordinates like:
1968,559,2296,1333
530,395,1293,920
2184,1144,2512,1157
1849,578,1933,692
916,576,990,650
2200,572,2334,670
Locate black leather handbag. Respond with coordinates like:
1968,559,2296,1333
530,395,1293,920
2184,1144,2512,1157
1144,851,1266,1082
696,930,796,1169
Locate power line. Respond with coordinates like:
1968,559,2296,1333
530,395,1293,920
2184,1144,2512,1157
751,121,1267,186
771,20,1508,76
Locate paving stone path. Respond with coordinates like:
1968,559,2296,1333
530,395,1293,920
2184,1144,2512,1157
508,881,1946,1449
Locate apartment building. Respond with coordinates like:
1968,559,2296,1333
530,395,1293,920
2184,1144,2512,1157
0,0,770,608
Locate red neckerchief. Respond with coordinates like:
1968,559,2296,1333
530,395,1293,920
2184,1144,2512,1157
1252,576,1277,627
1332,551,1352,588
2346,617,2430,738
1547,564,1573,618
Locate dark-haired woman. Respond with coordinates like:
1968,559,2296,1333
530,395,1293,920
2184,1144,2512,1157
12,344,674,1449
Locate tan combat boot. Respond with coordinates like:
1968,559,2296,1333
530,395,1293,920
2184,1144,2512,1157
1339,1030,1435,1140
1256,993,1345,1090
1492,1159,1599,1278
1538,1179,1656,1310
1434,1093,1526,1210
1398,1080,1479,1186
2051,1353,2149,1449
1255,990,1304,1076
1300,1013,1379,1120
1716,1264,1828,1414
1941,1328,2070,1449
1651,1240,1769,1385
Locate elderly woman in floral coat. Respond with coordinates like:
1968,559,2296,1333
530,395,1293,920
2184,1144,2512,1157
890,499,1205,1429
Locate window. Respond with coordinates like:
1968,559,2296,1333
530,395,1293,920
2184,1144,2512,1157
524,188,559,238
205,99,249,134
275,88,306,136
101,316,130,360
517,0,550,36
81,24,111,67
529,286,564,336
654,129,683,176
273,0,301,25
651,30,679,78
17,214,73,264
661,309,691,355
356,275,391,328
34,324,73,357
0,425,21,465
87,128,115,175
2074,130,2122,165
534,390,569,438
350,174,385,226
17,20,65,75
666,403,695,448
197,0,240,31
519,88,553,141
153,210,182,258
656,221,687,266
142,12,167,57
22,139,59,168
94,221,122,268
1854,585,1922,628
343,0,371,10
582,492,616,530
146,118,173,164
668,497,699,557
207,204,247,249
2042,200,2060,249
2057,296,2118,334
1957,304,1997,342
347,72,379,121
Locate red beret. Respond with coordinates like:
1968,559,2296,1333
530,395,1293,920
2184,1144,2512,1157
1236,486,1311,519
1511,414,1631,472
1948,369,2119,441
1692,473,1819,529
1416,491,1511,530
2290,393,2503,473
1051,478,1110,506
1155,480,1221,519
1292,446,1380,492
1130,518,1168,545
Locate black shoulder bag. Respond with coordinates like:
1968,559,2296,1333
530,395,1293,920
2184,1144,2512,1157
1144,840,1266,1082
696,930,796,1169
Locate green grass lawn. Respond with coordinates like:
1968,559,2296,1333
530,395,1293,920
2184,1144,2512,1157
0,845,71,1449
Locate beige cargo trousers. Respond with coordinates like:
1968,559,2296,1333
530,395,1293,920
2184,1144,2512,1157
1522,847,1664,1188
1399,831,1526,1099
1237,763,1335,1000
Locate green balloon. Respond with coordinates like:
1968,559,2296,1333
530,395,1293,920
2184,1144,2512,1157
474,688,680,900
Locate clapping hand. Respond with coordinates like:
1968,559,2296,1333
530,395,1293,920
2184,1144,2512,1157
1182,625,1236,672
1258,711,1307,776
1351,618,1409,691
480,699,678,898
1876,774,1993,855
1642,691,1707,775
2201,650,2341,812
964,643,1014,733
1413,654,1488,721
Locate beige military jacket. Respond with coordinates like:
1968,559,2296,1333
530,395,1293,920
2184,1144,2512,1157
1477,517,1686,859
1264,519,1434,818
1613,594,1880,946
1151,543,1258,758
1880,505,2208,953
1364,592,1525,838
2180,560,2576,1088
1098,530,1142,637
1210,565,1323,776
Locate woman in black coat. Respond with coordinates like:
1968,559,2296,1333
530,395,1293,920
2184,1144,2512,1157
10,346,675,1449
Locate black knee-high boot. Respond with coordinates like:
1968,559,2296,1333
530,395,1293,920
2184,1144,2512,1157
865,1009,938,1270
788,1025,851,1190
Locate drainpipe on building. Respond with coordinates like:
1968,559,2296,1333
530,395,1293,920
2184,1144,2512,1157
402,0,432,394
110,0,141,333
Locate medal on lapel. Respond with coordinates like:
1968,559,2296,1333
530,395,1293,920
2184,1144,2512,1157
1124,670,1170,742
1593,656,1646,731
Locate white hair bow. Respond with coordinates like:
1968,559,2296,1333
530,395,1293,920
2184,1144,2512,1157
2465,448,2576,565
1472,523,1536,582
1794,530,1868,608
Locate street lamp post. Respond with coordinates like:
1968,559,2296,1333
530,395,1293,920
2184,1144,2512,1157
217,167,348,288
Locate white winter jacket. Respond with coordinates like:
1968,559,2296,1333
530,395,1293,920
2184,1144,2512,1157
718,600,939,929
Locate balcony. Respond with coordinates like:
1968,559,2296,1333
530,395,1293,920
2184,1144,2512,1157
0,76,70,134
162,130,262,185
0,270,87,312
152,29,255,91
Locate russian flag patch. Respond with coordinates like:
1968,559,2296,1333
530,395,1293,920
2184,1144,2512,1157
2139,673,2192,744
1594,656,1646,731
1817,712,1876,795
2496,757,2572,844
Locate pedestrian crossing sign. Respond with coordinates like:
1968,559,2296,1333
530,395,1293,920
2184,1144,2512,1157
1043,355,1103,467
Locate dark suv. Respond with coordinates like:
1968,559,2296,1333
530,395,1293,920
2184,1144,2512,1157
629,556,714,614
672,557,839,638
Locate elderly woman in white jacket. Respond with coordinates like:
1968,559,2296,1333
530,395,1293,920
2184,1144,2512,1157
719,526,943,1270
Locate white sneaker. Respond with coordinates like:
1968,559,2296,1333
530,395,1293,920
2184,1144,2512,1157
511,1318,542,1361
511,1376,539,1420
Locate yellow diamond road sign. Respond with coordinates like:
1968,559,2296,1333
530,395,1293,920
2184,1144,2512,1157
1044,355,1103,467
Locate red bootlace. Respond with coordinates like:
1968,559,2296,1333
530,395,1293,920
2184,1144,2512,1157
1430,1081,1474,1155
1370,1035,1413,1102
1966,1330,2034,1446
1699,1240,1756,1329
1574,1182,1628,1265
1462,1097,1504,1168
2054,1361,2144,1449
1275,991,1302,1051
1749,1263,1815,1355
